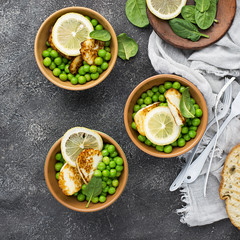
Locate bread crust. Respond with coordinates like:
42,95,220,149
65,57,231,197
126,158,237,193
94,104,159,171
219,144,240,230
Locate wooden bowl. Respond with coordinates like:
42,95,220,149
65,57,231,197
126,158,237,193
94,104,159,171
44,131,128,212
124,74,208,158
147,0,236,50
34,7,118,90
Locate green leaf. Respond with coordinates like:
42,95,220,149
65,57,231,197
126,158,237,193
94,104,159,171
195,0,217,30
180,87,196,118
125,0,149,28
195,0,210,12
181,5,196,24
117,33,138,60
90,30,111,41
84,176,102,208
169,18,209,42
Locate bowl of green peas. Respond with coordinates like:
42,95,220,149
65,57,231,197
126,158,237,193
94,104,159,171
124,74,208,158
44,131,128,212
34,7,118,90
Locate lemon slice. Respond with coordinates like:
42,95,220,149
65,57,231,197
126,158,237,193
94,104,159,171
144,106,181,145
61,127,103,167
52,13,94,56
146,0,187,20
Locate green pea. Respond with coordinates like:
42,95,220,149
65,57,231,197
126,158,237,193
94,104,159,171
189,130,197,139
141,104,147,108
78,76,87,84
189,126,197,131
187,119,192,126
54,57,62,66
98,49,107,58
96,67,102,74
75,74,80,79
116,171,121,177
85,73,91,81
62,58,68,64
55,162,63,171
137,98,144,105
152,86,159,93
105,40,111,47
107,179,112,186
156,145,164,152
159,85,166,93
95,24,103,30
108,187,116,195
172,81,181,89
164,145,172,153
89,65,97,73
152,95,159,102
91,72,99,80
104,52,111,61
134,105,140,112
91,19,98,27
46,41,50,47
158,94,165,102
105,47,111,52
116,165,123,172
50,50,59,58
195,109,203,118
92,197,99,203
183,134,191,141
98,162,106,171
49,62,56,70
194,104,200,110
59,73,68,81
102,181,107,189
102,149,109,156
145,139,152,146
103,156,110,165
110,169,117,178
171,141,178,147
178,138,186,147
47,47,53,52
94,169,102,177
58,63,65,70
109,161,116,168
73,192,78,197
192,118,201,127
102,169,110,177
56,172,60,180
43,57,52,67
181,127,189,134
64,65,70,73
164,82,172,89
190,98,196,104
83,64,90,72
95,57,103,65
107,145,116,154
112,179,119,187
53,68,61,76
155,92,160,97
178,133,182,139
82,184,87,191
101,62,108,70
147,90,154,97
67,73,74,81
138,135,146,142
78,66,86,75
103,186,109,193
144,97,152,105
70,77,78,85
132,113,136,119
55,153,62,161
102,176,108,182
179,86,186,93
101,191,107,197
77,193,85,202
114,157,123,165
42,50,50,58
99,195,106,203
141,93,147,99
85,16,91,21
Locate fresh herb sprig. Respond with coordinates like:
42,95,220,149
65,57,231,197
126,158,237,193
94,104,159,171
180,87,196,118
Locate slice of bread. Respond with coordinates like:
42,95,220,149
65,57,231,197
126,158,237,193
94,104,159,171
219,144,240,230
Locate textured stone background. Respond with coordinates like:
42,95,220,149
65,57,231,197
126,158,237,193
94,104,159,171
0,0,239,239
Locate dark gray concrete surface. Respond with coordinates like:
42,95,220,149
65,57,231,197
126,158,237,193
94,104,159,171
0,0,239,239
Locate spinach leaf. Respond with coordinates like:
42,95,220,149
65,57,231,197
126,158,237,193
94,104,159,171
125,0,149,28
117,33,138,60
181,5,196,24
169,18,209,42
180,87,196,118
195,0,210,12
84,176,102,208
90,30,111,41
195,0,217,30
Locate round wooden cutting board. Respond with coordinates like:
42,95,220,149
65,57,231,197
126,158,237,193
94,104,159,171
147,0,236,50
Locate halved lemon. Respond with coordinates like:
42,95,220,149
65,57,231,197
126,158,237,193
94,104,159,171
146,0,187,20
52,13,94,56
61,127,103,167
144,106,181,145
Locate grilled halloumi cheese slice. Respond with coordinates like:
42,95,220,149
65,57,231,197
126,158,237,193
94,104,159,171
165,88,185,126
58,163,83,196
80,39,105,65
134,102,160,136
69,55,83,74
76,149,103,184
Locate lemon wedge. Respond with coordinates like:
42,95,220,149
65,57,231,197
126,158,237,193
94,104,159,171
51,13,94,56
61,127,103,167
146,0,187,20
144,106,181,145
